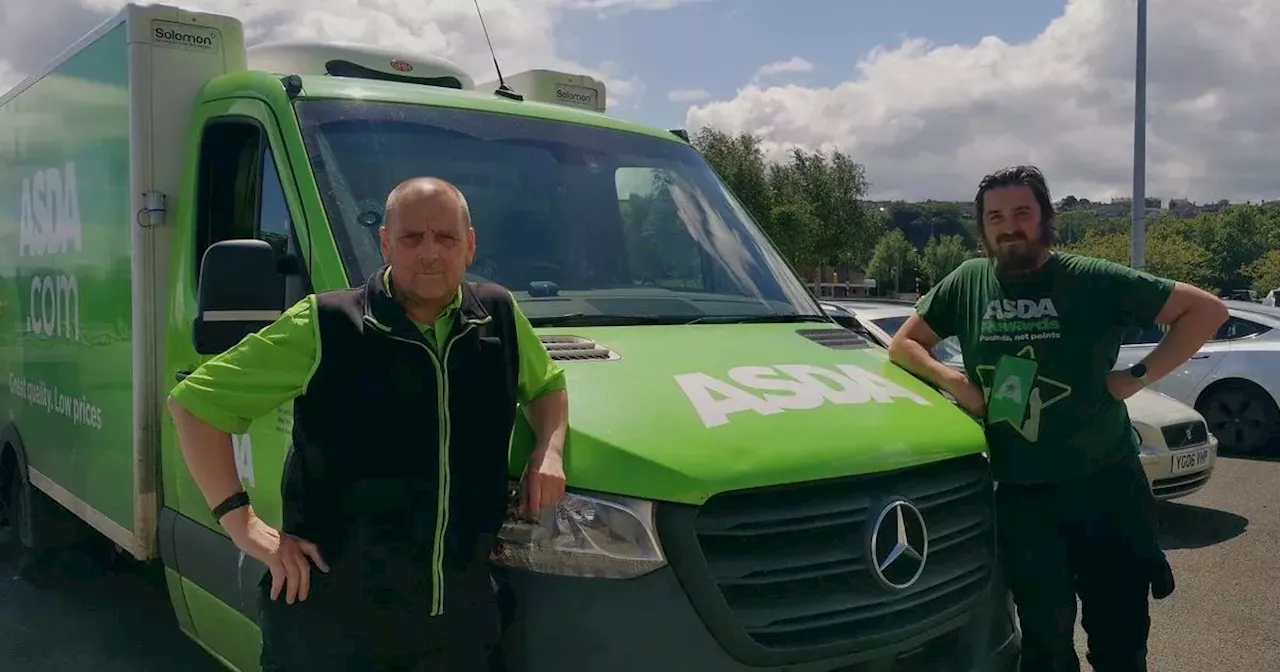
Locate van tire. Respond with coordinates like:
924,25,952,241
1,445,109,586
1,443,44,583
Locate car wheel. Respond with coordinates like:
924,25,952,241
1197,382,1278,455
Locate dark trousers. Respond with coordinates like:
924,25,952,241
996,453,1171,672
257,546,502,671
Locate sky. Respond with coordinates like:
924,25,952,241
1,0,1277,204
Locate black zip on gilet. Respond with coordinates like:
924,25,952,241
280,268,520,613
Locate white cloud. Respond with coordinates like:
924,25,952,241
0,0,656,108
668,87,712,103
743,57,816,90
754,56,815,79
686,0,1280,203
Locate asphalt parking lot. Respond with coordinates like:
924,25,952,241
1074,452,1280,671
2,454,1277,672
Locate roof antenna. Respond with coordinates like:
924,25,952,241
473,0,523,101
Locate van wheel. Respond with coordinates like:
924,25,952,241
0,451,105,586
1,449,45,583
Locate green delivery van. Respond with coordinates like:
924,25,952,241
0,3,1019,670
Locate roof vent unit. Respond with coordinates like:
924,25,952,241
247,41,475,90
478,69,607,113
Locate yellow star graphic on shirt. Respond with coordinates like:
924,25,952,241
976,345,1073,442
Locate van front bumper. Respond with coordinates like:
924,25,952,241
495,565,1020,672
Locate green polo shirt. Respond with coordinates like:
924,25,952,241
170,282,567,435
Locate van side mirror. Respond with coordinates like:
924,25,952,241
193,240,286,355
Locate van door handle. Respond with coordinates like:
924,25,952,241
1190,354,1210,360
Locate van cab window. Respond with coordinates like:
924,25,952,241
193,119,307,303
294,100,823,326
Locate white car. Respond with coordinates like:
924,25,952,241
1114,300,1280,455
821,299,1218,501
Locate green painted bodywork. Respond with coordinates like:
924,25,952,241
2,17,989,672
518,324,985,504
0,23,136,531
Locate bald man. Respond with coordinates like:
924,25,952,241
167,176,570,670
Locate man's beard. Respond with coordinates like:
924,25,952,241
988,233,1048,275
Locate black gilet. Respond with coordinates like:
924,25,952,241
280,267,521,571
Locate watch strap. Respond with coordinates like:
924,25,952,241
212,490,251,521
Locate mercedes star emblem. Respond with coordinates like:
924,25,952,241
868,498,929,591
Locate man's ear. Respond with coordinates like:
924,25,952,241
379,225,391,261
465,226,477,265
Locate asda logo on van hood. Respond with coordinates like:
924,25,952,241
675,363,931,428
151,20,221,54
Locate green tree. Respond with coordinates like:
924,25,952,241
884,201,975,250
693,125,879,275
767,146,880,268
689,127,772,224
921,234,973,284
765,201,823,273
1161,207,1268,292
1060,224,1217,294
1244,250,1280,295
865,229,920,295
1059,230,1129,265
1055,210,1100,245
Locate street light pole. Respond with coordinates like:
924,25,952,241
1131,0,1148,270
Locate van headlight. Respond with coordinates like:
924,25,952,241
491,488,667,579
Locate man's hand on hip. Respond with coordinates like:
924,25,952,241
521,447,566,518
228,512,329,604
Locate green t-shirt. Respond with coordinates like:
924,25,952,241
170,287,567,436
915,252,1175,484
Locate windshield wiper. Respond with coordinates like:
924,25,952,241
528,314,685,327
685,314,834,325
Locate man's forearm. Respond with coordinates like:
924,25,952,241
524,388,568,456
1144,301,1229,382
166,396,253,536
888,338,968,393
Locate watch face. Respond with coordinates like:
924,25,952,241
1131,364,1147,378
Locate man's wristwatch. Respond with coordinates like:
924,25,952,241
1128,362,1152,387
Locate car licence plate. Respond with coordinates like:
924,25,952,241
1171,447,1209,474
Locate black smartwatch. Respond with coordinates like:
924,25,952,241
1128,362,1151,387
212,490,251,521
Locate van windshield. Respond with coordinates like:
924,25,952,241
293,99,823,326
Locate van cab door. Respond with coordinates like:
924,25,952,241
161,97,314,672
